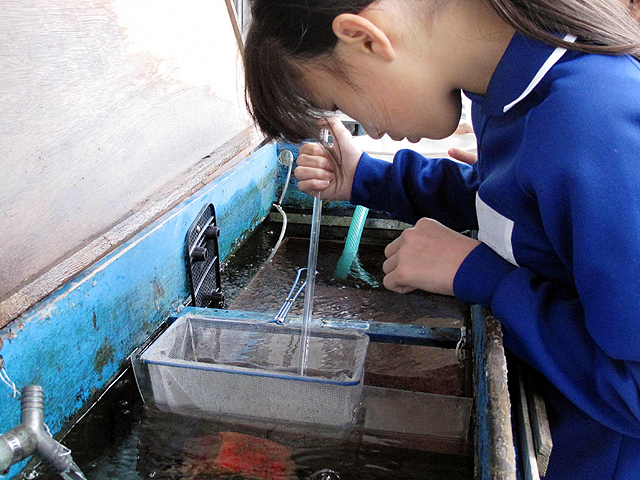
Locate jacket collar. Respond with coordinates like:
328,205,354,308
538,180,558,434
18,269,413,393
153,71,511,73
464,32,576,116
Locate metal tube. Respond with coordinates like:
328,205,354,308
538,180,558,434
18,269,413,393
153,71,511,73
0,425,37,472
0,385,83,478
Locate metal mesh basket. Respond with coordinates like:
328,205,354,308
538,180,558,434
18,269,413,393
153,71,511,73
138,314,369,425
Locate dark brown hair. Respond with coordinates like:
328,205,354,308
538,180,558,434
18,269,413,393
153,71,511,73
244,0,375,143
244,0,640,143
485,0,640,55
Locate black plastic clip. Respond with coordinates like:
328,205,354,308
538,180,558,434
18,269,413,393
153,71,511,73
185,204,224,308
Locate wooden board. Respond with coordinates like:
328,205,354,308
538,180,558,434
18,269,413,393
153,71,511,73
0,0,252,305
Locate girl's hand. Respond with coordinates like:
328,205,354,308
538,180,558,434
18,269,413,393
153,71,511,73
294,116,362,201
448,148,478,165
383,218,480,296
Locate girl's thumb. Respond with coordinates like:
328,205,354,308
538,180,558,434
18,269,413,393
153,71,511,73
326,116,351,144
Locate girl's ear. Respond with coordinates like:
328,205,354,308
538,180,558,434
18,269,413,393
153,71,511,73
332,13,396,62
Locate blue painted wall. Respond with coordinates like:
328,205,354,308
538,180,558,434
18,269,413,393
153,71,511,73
0,143,279,478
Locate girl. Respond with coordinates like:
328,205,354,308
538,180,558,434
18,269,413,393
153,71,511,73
243,0,640,478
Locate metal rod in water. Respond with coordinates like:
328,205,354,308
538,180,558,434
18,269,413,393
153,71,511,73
298,194,323,375
274,268,307,324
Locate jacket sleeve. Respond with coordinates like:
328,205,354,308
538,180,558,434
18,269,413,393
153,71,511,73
350,150,479,230
453,140,640,439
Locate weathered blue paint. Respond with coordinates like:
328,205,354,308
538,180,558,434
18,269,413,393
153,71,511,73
472,304,491,479
171,307,462,348
0,143,279,479
471,303,517,479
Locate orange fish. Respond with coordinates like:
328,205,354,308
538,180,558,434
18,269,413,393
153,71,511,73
178,431,296,480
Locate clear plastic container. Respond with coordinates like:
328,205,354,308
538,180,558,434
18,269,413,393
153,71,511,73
134,314,369,426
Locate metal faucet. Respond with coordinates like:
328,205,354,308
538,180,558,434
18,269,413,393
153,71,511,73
0,385,85,479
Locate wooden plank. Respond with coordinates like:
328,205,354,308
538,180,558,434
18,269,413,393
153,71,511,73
472,307,517,480
0,0,252,306
0,127,262,328
512,360,541,480
522,365,553,476
225,0,245,58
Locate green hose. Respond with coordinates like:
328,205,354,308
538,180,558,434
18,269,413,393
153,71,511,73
334,205,379,286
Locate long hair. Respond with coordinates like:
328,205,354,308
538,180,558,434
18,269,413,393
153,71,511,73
244,0,375,143
485,0,640,56
244,0,640,143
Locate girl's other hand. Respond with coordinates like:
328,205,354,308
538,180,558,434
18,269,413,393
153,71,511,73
294,117,362,201
383,218,480,296
449,123,477,165
448,148,478,165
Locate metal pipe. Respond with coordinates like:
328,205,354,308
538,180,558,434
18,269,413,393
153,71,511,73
0,385,85,478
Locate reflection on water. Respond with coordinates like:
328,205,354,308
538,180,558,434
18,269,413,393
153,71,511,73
168,317,365,382
227,233,466,328
30,370,471,479
26,222,472,479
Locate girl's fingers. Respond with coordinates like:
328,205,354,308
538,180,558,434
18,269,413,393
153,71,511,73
382,244,416,293
297,178,331,194
295,141,336,196
294,119,360,202
298,142,325,156
296,153,334,171
294,165,334,182
382,252,398,275
384,235,403,259
382,241,417,293
326,116,352,144
448,148,478,165
382,270,416,294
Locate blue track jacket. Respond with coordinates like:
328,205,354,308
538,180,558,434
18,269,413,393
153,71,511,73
351,32,640,479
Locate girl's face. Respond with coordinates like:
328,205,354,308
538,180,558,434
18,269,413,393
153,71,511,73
300,0,513,141
302,58,463,142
